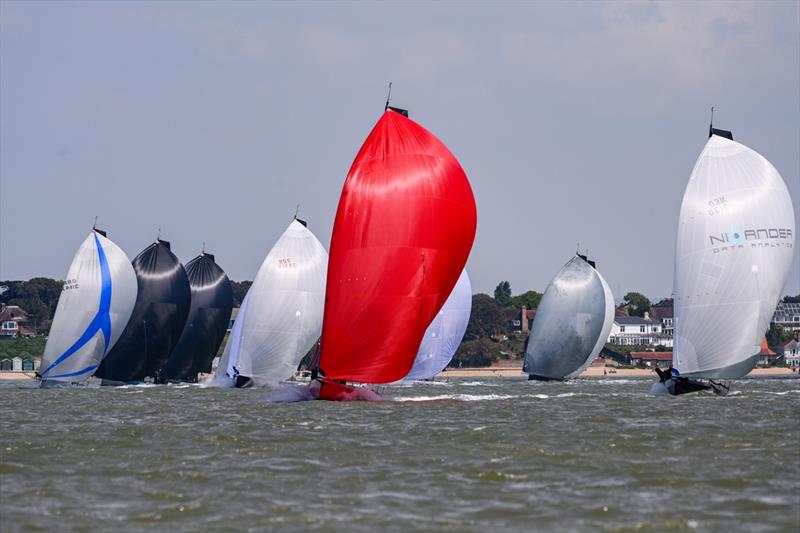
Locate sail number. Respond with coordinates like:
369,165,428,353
707,196,727,216
63,278,79,291
277,258,296,269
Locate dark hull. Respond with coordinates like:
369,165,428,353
528,374,565,382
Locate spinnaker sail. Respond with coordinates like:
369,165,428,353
317,108,477,385
673,131,795,379
524,254,614,380
404,270,472,381
95,239,191,383
159,253,233,383
210,291,249,388
39,229,137,385
221,219,327,387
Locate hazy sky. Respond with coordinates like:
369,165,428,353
2,0,798,301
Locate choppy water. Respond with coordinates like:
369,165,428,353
1,377,799,532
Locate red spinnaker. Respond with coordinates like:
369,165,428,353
319,109,477,383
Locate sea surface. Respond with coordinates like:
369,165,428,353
1,377,798,532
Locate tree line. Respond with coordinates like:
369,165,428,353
2,277,798,366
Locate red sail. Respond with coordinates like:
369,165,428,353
319,109,477,383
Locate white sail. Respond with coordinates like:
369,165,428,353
524,255,615,379
39,231,137,384
674,134,795,378
230,220,327,386
404,270,472,381
209,291,250,388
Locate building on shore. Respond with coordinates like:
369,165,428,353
506,306,535,334
757,338,779,366
772,302,800,333
784,339,800,367
0,305,37,338
649,299,674,336
629,351,672,368
607,313,673,348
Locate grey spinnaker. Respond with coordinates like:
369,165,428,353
524,254,614,380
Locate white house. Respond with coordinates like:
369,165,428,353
784,339,800,368
772,302,800,332
608,313,674,348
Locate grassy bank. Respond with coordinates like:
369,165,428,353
0,337,46,359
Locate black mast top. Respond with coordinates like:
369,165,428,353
384,82,408,117
708,106,733,140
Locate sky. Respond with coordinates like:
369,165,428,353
1,0,798,302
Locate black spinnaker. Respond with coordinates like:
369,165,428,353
95,239,191,383
158,253,233,383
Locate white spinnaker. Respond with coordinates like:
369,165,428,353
674,135,795,378
39,231,137,383
404,270,472,381
235,220,328,386
209,291,250,388
567,270,614,379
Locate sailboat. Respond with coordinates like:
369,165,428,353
211,218,327,388
38,228,138,387
210,292,249,388
94,238,191,384
403,270,472,381
158,252,233,383
653,118,795,396
524,254,614,380
310,101,477,401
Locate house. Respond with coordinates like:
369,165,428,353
506,306,535,334
784,339,800,368
772,302,800,333
758,337,778,366
0,305,37,338
649,300,674,336
630,351,673,368
608,313,673,347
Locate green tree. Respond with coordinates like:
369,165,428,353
494,281,512,305
0,277,64,329
623,292,651,317
783,294,800,303
509,290,543,310
464,293,506,341
230,280,253,308
452,337,498,367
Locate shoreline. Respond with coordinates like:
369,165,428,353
437,366,800,379
2,367,797,382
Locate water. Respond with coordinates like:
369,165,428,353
1,377,799,532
